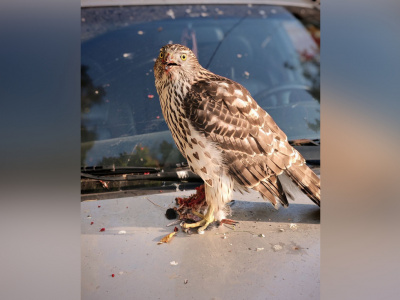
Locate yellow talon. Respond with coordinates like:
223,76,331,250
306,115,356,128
182,206,214,233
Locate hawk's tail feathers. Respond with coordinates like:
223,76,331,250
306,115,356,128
280,163,320,206
252,176,289,209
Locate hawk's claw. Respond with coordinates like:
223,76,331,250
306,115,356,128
181,207,214,233
220,218,238,226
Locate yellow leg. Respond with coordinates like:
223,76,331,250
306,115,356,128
182,206,214,234
191,210,205,219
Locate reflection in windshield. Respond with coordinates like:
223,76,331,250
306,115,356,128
81,4,320,169
97,141,185,168
81,65,106,165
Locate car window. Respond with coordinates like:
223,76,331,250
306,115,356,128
81,4,320,169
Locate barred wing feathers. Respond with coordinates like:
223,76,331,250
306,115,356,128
183,75,320,207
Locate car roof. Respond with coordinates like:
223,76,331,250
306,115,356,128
82,0,317,9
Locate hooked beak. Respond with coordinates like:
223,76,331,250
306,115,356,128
162,53,180,71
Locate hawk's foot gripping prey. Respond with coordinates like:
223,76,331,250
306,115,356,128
154,44,320,233
175,184,238,233
181,205,215,234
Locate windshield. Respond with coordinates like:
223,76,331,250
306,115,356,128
81,4,320,170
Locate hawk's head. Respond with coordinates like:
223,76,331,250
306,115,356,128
154,44,200,83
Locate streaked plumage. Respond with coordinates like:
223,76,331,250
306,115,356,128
154,44,320,232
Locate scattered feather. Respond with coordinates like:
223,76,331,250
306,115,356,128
99,180,109,189
166,220,180,227
157,232,176,244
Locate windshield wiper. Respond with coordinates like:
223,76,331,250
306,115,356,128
81,166,202,182
81,166,158,176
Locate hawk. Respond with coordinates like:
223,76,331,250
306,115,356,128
154,44,320,234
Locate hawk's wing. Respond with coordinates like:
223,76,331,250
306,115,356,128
183,75,320,207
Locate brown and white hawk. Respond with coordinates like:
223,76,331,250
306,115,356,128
154,44,320,233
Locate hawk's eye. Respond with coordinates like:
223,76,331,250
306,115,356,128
180,54,187,61
159,52,164,59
